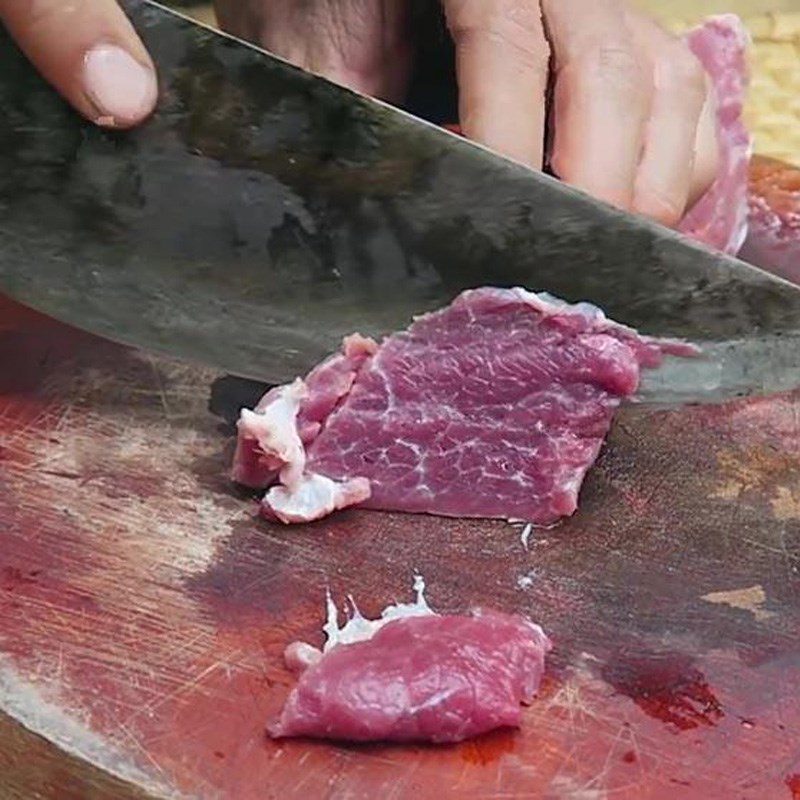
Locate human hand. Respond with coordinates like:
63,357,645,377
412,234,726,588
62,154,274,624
215,1,414,104
0,0,157,129
216,0,719,227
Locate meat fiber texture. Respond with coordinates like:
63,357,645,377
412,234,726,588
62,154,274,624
269,578,552,744
677,15,751,255
233,288,692,525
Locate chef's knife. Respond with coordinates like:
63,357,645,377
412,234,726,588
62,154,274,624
0,0,799,404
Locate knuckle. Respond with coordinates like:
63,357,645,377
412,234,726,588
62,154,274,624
658,42,707,103
584,44,640,79
578,44,649,103
449,0,540,33
447,0,550,68
490,0,545,36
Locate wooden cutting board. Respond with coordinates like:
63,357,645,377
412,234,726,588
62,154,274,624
1,289,799,799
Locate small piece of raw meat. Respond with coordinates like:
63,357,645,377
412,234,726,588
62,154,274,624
269,578,552,743
740,155,800,285
233,288,692,524
233,339,375,523
677,15,751,254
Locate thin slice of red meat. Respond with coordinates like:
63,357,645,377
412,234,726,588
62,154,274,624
233,288,692,524
269,583,551,744
677,15,751,254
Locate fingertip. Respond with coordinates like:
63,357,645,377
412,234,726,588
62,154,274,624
0,0,157,129
82,44,158,128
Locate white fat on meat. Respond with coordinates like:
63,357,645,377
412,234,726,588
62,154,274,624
283,641,323,675
282,575,435,672
322,573,435,651
239,378,372,522
238,378,307,489
265,473,371,524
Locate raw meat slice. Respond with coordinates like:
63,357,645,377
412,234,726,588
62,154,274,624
269,579,551,743
677,15,751,254
740,155,800,285
233,288,692,524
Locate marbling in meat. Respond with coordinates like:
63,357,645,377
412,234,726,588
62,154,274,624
233,288,691,524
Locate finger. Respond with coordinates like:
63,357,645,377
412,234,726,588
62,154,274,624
0,0,157,128
633,36,707,226
543,0,650,210
687,76,720,208
443,0,550,169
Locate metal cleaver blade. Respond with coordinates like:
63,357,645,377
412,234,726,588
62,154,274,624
0,0,799,403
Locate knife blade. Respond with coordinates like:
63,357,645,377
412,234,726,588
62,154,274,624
0,0,799,404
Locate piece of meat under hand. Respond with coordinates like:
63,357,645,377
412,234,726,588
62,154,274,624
677,15,751,254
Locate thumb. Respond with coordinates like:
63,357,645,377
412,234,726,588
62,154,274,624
0,0,157,128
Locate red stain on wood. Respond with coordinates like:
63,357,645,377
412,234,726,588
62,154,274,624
458,729,516,766
602,652,723,732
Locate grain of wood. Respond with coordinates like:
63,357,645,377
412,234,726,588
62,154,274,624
0,709,158,800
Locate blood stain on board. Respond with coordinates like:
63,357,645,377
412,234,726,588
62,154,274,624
601,652,723,731
459,729,516,765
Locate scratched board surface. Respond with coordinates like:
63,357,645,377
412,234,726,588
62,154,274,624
1,295,799,800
